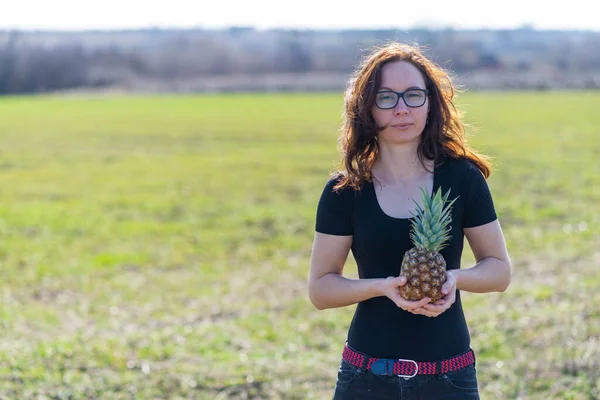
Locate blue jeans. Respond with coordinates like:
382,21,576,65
333,359,480,399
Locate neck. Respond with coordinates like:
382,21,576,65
374,140,429,184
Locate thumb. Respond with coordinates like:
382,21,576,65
441,279,454,295
396,275,407,286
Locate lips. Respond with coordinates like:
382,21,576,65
392,123,413,129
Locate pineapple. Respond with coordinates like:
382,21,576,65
399,187,458,303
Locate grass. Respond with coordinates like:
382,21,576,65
0,91,599,399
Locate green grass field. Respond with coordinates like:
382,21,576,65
1,92,599,399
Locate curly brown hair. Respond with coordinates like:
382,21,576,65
335,42,491,191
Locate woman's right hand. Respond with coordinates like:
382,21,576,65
377,276,432,312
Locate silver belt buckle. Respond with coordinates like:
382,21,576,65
397,359,418,380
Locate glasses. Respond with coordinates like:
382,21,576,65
375,89,429,109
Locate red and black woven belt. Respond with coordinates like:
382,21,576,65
342,343,475,378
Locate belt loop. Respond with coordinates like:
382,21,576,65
360,354,369,371
347,342,368,371
436,360,444,378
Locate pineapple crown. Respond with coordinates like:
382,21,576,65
409,187,459,253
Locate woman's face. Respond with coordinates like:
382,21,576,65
371,61,429,146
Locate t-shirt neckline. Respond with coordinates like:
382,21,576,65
369,159,445,221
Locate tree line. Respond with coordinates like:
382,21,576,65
1,27,600,94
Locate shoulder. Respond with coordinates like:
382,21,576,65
315,171,358,234
440,156,486,182
323,171,345,190
317,171,362,215
322,171,361,196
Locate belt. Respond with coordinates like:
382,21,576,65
342,343,475,379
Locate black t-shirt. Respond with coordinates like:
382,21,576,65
315,156,497,361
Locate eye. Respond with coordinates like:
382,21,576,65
377,93,395,101
406,91,423,99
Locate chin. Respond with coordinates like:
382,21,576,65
379,130,421,145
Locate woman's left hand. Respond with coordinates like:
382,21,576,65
408,270,457,318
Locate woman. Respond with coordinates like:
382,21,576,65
308,43,512,399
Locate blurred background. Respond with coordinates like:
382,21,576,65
1,1,599,399
2,0,600,95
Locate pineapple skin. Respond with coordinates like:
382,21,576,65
399,247,447,302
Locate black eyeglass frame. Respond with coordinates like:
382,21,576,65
374,88,430,109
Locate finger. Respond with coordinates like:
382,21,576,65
441,283,452,295
395,276,408,287
412,308,437,317
389,292,409,309
441,279,456,295
401,296,431,308
442,290,456,303
402,303,426,313
398,295,431,310
413,297,432,308
423,303,446,313
428,294,456,311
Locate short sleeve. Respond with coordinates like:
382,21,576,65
315,175,354,236
462,163,497,228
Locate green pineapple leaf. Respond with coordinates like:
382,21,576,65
409,186,459,252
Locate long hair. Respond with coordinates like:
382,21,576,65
335,43,491,191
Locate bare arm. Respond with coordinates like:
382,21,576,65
308,232,430,310
456,219,512,293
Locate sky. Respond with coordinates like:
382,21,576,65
0,0,598,32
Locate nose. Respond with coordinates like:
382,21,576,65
394,98,409,115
